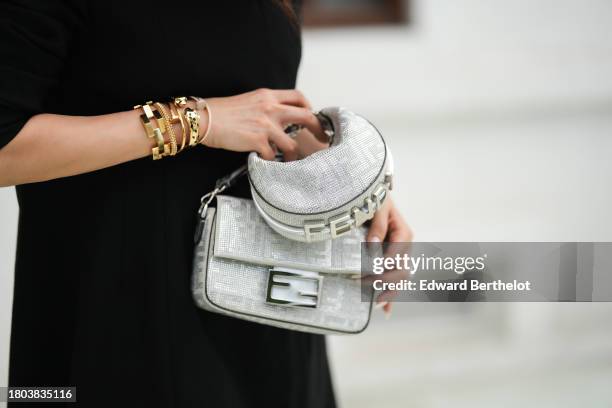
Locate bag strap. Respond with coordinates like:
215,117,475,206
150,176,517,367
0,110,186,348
215,164,248,192
197,164,247,219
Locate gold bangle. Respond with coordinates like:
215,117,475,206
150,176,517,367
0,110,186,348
146,102,171,157
170,101,187,153
174,96,191,150
148,103,172,157
134,102,166,160
136,110,155,138
198,101,212,145
189,96,212,145
146,104,166,133
155,102,177,156
189,96,207,111
183,107,200,147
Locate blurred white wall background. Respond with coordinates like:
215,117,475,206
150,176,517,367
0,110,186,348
1,0,612,406
298,0,612,407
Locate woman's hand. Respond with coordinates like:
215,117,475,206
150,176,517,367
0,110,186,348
366,196,413,316
203,88,324,161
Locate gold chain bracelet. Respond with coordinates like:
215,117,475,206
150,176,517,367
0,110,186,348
169,102,187,153
154,102,177,156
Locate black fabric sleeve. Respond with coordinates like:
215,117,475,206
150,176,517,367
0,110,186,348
0,0,83,149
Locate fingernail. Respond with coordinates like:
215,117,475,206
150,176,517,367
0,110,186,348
375,301,389,309
350,274,362,280
369,236,381,243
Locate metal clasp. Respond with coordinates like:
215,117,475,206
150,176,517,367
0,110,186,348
197,185,225,219
194,185,226,243
266,267,322,308
197,164,249,219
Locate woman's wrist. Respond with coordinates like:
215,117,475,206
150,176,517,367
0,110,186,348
133,98,210,160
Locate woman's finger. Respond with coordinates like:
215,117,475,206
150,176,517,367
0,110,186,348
292,128,329,158
268,125,299,161
387,208,413,243
376,289,399,305
374,300,393,319
383,302,392,316
275,105,323,137
367,201,390,243
362,267,408,284
271,89,311,109
254,134,276,160
363,267,409,305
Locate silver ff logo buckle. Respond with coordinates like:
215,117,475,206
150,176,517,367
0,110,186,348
266,267,322,308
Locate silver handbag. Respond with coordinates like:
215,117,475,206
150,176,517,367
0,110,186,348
248,107,394,242
191,107,393,335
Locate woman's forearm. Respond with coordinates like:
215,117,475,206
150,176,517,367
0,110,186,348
0,109,155,186
0,88,325,187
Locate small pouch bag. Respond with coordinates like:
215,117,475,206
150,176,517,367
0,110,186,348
248,107,393,242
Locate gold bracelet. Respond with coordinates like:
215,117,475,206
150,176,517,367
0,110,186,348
189,96,212,145
198,101,212,145
134,102,166,160
145,102,172,157
147,102,173,157
174,96,187,108
155,102,177,156
189,96,207,111
174,96,192,150
183,107,200,147
170,100,187,153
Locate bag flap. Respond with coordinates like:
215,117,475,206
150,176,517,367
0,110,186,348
213,195,364,274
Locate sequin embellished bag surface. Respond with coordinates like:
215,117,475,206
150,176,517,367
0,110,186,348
248,107,393,242
191,107,393,335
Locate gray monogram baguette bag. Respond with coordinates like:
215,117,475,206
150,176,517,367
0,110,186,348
191,107,392,335
192,195,372,335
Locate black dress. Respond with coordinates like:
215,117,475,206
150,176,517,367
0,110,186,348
0,1,336,407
